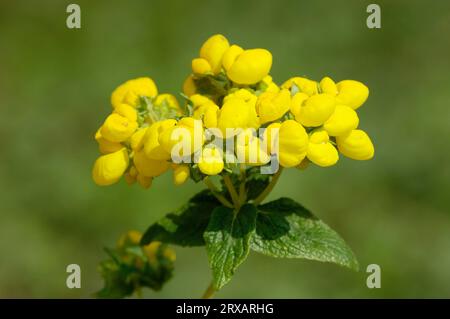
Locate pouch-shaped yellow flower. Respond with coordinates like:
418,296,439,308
95,129,123,154
198,146,224,175
133,150,170,177
100,113,138,142
226,49,272,85
265,120,309,168
114,103,138,122
192,58,212,75
292,93,336,127
336,129,374,160
92,148,129,186
111,77,158,109
323,104,359,137
217,97,259,136
222,45,244,71
144,119,177,160
319,77,338,96
256,89,291,124
336,80,369,110
306,129,339,167
182,75,197,97
235,129,270,166
159,117,204,158
199,34,230,74
282,77,318,96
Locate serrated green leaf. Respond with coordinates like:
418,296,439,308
204,204,257,290
251,198,359,271
140,190,220,247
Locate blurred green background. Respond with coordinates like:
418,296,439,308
1,0,449,298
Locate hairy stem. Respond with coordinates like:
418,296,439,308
253,167,283,206
204,178,234,208
202,282,216,299
223,175,241,209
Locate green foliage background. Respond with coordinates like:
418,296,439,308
0,0,449,298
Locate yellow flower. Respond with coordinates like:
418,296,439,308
143,119,177,160
319,77,338,96
100,113,138,142
265,120,309,168
198,146,224,175
154,93,182,116
236,129,270,165
218,96,259,136
111,77,158,109
159,117,204,158
133,150,170,177
323,104,359,137
223,88,257,107
282,77,318,96
199,34,230,74
256,89,291,124
291,93,336,127
92,148,129,186
226,49,272,85
114,103,138,122
191,94,219,128
172,164,190,186
306,129,339,167
261,75,280,93
95,129,123,154
182,75,197,97
192,58,212,74
130,128,148,152
222,44,244,71
336,129,374,160
336,80,369,110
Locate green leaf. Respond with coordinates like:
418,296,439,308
204,204,257,290
140,190,220,247
251,198,359,271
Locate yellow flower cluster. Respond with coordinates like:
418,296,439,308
92,34,374,188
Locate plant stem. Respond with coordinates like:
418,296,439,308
223,175,241,209
238,165,247,205
253,167,283,206
203,178,234,208
202,282,216,299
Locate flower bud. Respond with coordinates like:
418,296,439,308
226,49,272,85
172,164,190,186
256,89,291,124
336,129,374,160
192,58,212,75
100,113,138,142
323,104,359,137
199,34,230,74
336,80,369,110
92,148,129,186
117,230,142,249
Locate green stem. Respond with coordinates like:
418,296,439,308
204,178,234,208
223,175,241,209
202,282,216,299
238,165,247,205
253,167,283,206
